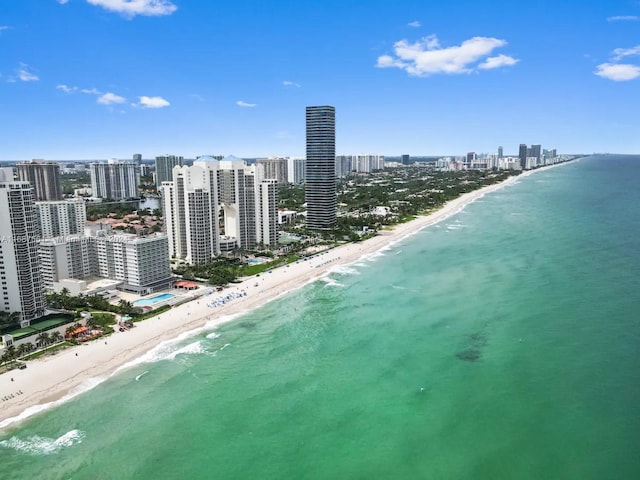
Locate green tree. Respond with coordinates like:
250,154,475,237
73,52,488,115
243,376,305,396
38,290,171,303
36,331,51,348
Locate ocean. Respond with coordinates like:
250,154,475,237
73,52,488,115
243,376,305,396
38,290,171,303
1,155,639,479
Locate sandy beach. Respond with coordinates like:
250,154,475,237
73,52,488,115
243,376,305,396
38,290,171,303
0,167,555,430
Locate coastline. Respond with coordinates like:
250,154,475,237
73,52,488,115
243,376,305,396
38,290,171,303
0,163,571,431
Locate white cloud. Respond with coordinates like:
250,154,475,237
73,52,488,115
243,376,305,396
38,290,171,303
236,100,256,107
81,87,102,95
408,21,421,28
57,0,70,4
137,95,170,108
0,25,10,31
376,35,517,76
594,63,640,81
18,64,38,82
479,54,519,69
607,15,639,22
97,92,126,104
56,84,78,93
86,0,177,17
283,80,300,87
612,45,640,60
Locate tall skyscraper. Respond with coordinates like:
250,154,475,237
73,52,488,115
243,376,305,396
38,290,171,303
305,106,336,230
256,179,278,247
16,160,62,201
155,155,184,188
90,160,140,200
518,144,528,169
132,153,142,164
530,144,542,166
0,178,46,324
498,146,503,159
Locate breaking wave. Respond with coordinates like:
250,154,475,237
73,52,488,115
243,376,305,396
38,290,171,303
0,429,85,455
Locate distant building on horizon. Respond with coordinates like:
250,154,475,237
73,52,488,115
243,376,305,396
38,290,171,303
255,157,288,184
90,160,140,200
155,155,184,188
401,154,410,165
305,105,336,230
518,144,528,169
287,157,306,184
16,160,62,201
133,153,142,164
498,146,503,159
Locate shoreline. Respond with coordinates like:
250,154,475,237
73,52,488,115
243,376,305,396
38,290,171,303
0,163,572,431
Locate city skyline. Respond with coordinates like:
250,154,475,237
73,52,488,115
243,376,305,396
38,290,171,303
1,0,639,160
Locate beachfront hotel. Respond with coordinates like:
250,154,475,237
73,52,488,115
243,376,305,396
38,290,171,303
38,224,172,295
161,155,278,264
36,198,87,238
16,160,63,201
305,106,336,229
154,154,184,188
0,171,46,324
89,160,140,200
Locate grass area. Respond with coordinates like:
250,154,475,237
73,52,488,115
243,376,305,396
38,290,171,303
133,304,171,322
239,254,299,277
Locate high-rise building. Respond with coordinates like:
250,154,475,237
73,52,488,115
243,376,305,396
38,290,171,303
530,144,542,166
16,160,62,201
132,153,142,164
155,155,184,188
305,105,336,230
256,179,278,247
162,156,275,264
335,155,352,178
498,146,503,159
336,154,384,175
90,160,140,200
518,144,528,169
39,226,172,294
287,157,306,184
256,157,288,184
401,154,410,165
0,179,46,324
36,198,87,238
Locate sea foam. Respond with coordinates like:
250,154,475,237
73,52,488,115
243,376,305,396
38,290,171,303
0,429,85,455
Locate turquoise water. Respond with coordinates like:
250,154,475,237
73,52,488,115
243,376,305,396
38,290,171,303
1,155,639,479
133,293,175,307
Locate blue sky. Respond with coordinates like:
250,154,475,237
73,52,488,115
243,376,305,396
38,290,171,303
1,0,639,160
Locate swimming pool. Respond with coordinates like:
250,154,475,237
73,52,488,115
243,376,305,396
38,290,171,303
247,258,268,265
133,293,175,307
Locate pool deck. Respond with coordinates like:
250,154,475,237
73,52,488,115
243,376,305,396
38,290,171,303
117,285,208,310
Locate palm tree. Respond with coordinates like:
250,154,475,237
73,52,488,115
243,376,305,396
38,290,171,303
16,343,30,359
4,345,17,364
1,350,10,368
36,331,51,348
50,331,64,344
65,325,77,338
